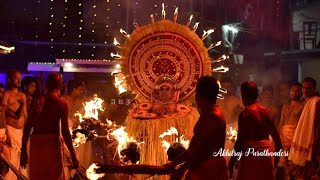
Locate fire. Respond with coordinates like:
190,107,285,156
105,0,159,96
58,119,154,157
212,65,229,73
120,28,130,38
202,29,215,40
179,135,190,149
86,163,105,180
159,127,178,138
113,38,121,47
111,70,128,94
226,127,238,142
109,126,139,159
162,3,166,19
162,140,171,152
208,41,222,51
193,22,200,32
73,132,87,147
160,127,190,152
80,94,104,120
111,52,122,59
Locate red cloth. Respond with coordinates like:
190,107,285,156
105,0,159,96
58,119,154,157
29,134,63,180
185,156,229,180
236,140,275,180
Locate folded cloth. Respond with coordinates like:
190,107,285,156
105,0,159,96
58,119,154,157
289,97,320,166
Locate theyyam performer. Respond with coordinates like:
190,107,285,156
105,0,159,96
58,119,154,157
109,3,229,179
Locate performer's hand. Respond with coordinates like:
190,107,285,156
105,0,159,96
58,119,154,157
20,149,28,168
163,161,175,173
169,167,185,180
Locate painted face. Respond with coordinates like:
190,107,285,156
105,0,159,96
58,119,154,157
158,83,174,102
289,85,301,100
25,82,36,95
10,72,21,88
302,81,316,99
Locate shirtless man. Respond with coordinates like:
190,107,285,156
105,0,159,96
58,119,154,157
1,70,28,180
20,72,79,179
288,77,320,180
61,80,86,129
61,80,91,168
0,82,11,176
228,81,282,180
277,83,304,178
21,76,36,110
164,76,228,180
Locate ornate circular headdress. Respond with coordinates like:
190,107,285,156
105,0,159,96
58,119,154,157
112,4,229,103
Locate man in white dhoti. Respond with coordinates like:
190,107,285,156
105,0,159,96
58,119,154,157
2,70,28,180
277,83,304,179
61,80,92,169
288,77,320,180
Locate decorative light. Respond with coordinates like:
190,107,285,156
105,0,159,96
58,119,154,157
64,62,73,68
93,5,96,8
78,51,81,53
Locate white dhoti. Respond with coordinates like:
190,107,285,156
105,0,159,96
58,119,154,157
75,141,92,169
4,125,28,180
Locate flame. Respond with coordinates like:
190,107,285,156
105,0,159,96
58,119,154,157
112,70,128,94
226,127,238,141
162,3,166,19
111,52,122,59
86,163,105,180
73,132,87,147
159,127,178,138
120,28,130,38
211,54,229,63
113,38,121,47
202,29,215,40
179,135,190,149
193,22,200,32
160,128,190,152
174,7,178,16
110,126,139,159
81,94,104,120
208,41,222,50
186,15,193,27
174,7,178,22
162,140,171,152
212,66,229,73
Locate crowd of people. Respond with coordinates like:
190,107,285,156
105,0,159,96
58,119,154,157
0,69,320,180
165,76,320,180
